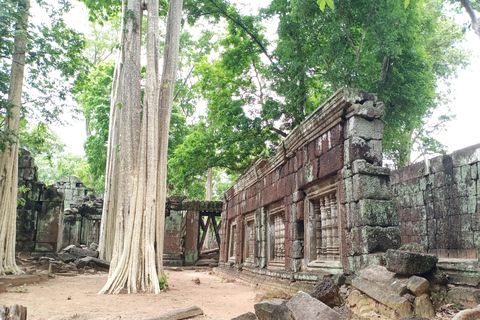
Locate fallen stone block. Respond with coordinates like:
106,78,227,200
310,277,342,307
91,257,110,270
352,278,411,317
286,291,345,320
407,276,430,296
57,253,77,263
452,304,480,320
357,265,409,295
386,249,438,275
446,286,480,309
231,312,258,320
413,293,435,318
254,299,293,320
144,306,203,320
65,246,98,258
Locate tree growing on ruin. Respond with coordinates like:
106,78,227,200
98,0,183,293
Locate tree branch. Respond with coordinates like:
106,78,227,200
270,126,287,137
206,0,273,63
460,0,480,38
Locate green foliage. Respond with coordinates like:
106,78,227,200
1,0,87,152
36,152,91,188
74,60,115,193
158,273,169,290
17,185,30,207
317,0,334,12
264,0,467,167
19,122,65,162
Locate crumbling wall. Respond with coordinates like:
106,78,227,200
391,144,480,259
16,148,64,252
54,176,102,248
220,88,401,275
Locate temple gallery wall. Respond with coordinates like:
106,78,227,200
15,88,480,281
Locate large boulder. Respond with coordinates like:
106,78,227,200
385,249,438,276
286,291,345,320
310,277,342,307
231,312,258,320
254,299,293,320
452,304,480,320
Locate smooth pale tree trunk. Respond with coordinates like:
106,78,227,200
0,0,29,275
206,167,213,201
107,0,143,274
155,0,184,276
99,0,183,294
98,2,127,262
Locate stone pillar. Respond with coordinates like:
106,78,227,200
340,98,401,273
184,209,199,265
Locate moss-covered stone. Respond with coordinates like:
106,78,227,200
385,249,438,276
359,199,398,227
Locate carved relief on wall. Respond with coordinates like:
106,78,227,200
304,177,342,272
228,221,237,263
267,201,285,269
243,212,255,266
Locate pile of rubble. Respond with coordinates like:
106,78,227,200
16,243,109,277
231,245,480,320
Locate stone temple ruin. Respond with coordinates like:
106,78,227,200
219,88,400,276
13,87,480,318
15,153,223,267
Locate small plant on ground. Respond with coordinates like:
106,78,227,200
158,273,169,290
14,284,28,293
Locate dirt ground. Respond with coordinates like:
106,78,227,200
0,269,263,320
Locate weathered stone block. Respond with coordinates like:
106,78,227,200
363,227,401,253
348,137,383,165
385,249,438,275
359,199,398,227
286,291,343,320
318,145,342,180
352,159,390,176
254,299,293,320
352,174,391,201
346,116,384,140
352,277,412,317
350,100,384,119
446,286,480,309
451,144,480,167
292,240,304,259
413,293,435,318
406,276,430,296
310,277,342,308
232,312,258,320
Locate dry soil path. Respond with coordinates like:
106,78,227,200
0,269,263,320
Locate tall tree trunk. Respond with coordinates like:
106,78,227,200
155,0,184,276
98,1,127,262
99,0,183,294
206,167,213,201
0,0,29,275
107,0,143,273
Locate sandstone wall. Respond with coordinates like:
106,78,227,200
16,149,64,252
221,88,401,274
391,144,480,259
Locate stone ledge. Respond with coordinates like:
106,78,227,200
216,263,323,294
0,274,40,287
